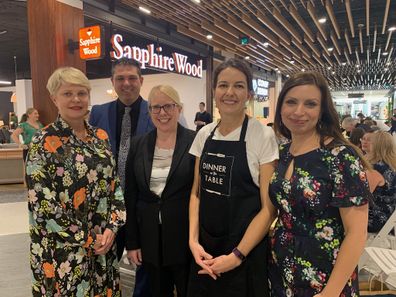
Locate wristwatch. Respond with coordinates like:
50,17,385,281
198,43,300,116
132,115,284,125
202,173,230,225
232,247,246,262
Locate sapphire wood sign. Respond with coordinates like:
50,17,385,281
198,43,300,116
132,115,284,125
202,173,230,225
110,34,203,78
79,25,104,60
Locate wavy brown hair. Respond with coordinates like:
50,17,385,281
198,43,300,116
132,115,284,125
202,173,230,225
274,71,371,169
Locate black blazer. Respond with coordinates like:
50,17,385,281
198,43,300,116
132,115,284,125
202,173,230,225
124,124,195,266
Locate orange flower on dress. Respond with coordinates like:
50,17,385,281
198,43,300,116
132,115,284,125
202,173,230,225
107,288,113,297
42,262,55,278
43,136,62,153
83,234,93,248
111,180,115,192
73,188,86,209
96,129,108,140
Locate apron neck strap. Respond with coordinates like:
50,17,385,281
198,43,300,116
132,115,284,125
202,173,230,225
209,114,249,142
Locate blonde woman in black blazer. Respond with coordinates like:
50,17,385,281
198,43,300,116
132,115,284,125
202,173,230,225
125,85,195,297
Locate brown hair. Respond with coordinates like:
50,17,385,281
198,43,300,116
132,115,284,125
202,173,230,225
274,71,371,169
213,58,253,93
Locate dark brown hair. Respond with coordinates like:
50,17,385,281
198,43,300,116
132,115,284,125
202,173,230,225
213,58,253,92
274,72,343,144
111,57,142,77
274,71,371,169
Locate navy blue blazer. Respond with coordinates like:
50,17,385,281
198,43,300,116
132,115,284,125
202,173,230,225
89,98,154,156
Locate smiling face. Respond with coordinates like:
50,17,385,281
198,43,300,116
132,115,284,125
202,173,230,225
50,83,89,123
149,91,181,134
280,84,322,138
214,67,251,117
111,64,143,105
28,109,39,122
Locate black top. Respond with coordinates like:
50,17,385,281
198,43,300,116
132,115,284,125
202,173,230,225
194,111,212,131
115,96,142,154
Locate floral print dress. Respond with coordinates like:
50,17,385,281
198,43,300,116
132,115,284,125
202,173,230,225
368,161,396,233
26,116,126,297
269,142,371,297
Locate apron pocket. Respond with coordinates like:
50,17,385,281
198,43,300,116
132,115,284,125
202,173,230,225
199,226,231,257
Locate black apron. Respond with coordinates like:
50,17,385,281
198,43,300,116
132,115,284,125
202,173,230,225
187,116,270,297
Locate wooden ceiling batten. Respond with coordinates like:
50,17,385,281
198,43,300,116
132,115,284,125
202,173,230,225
118,0,395,91
381,0,391,34
272,8,303,43
325,0,341,39
345,0,355,38
289,4,316,43
257,12,291,45
366,0,370,36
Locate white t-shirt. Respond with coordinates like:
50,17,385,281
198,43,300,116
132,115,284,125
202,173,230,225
189,117,279,187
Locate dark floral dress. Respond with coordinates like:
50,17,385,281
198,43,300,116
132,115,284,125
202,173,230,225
368,161,396,233
269,142,371,297
26,116,126,297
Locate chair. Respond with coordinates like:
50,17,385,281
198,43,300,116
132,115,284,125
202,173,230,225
364,247,396,291
359,209,396,272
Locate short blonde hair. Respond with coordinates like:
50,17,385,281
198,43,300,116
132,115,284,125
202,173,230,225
148,85,183,108
46,67,91,96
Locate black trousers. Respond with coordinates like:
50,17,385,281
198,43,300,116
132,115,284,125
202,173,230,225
145,262,190,297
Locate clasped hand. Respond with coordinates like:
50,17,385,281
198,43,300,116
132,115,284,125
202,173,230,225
93,228,115,255
190,241,242,280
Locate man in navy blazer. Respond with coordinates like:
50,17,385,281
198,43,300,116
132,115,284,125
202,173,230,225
90,58,154,297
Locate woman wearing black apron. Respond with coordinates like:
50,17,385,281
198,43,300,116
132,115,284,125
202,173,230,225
187,58,279,297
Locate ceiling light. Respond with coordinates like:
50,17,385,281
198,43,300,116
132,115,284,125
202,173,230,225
138,6,151,14
327,47,334,52
388,26,396,32
327,66,331,70
0,81,12,85
191,0,201,3
342,62,346,66
384,68,389,71
357,69,361,73
386,62,391,66
356,64,360,67
277,70,281,73
318,18,327,24
263,42,269,47
275,67,279,71
332,71,335,75
244,56,250,60
286,74,290,78
0,30,7,35
290,60,295,64
206,34,213,40
382,52,388,56
301,68,305,72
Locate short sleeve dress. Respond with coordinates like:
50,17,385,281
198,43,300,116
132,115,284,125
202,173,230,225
269,142,371,297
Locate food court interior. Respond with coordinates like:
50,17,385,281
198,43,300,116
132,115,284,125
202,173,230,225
0,0,395,296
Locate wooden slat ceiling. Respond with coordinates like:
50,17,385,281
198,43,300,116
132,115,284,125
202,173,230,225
121,0,395,92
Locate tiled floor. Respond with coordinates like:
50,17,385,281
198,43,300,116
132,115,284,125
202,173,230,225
1,184,395,297
0,183,134,297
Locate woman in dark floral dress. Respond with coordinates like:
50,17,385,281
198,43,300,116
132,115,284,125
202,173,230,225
268,72,372,297
366,131,396,232
26,67,126,297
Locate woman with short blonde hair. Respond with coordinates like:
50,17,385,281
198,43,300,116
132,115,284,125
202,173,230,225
27,66,125,296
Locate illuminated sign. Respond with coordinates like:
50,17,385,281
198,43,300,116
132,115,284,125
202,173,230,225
110,34,203,78
79,26,104,60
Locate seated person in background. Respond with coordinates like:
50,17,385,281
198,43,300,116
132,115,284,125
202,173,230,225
366,131,396,233
0,125,11,144
341,116,357,138
349,127,365,149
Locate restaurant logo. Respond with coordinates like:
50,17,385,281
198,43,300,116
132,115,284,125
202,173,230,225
79,26,104,60
110,34,203,78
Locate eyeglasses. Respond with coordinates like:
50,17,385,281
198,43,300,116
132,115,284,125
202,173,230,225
149,103,177,114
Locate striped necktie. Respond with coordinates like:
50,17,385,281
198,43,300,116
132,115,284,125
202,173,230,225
117,106,132,190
